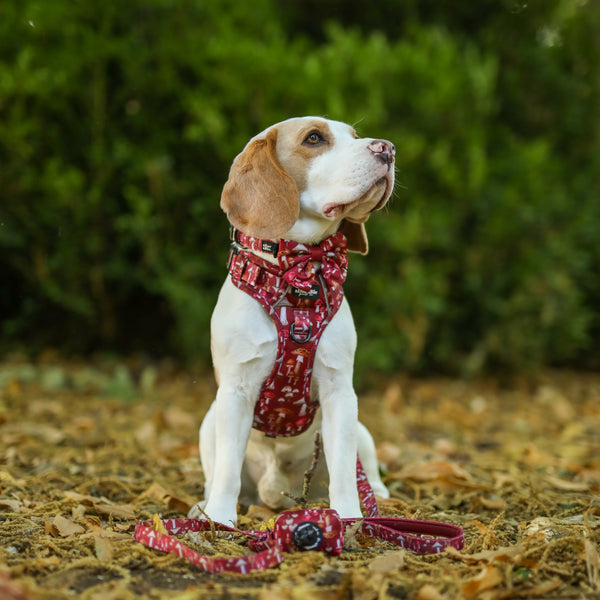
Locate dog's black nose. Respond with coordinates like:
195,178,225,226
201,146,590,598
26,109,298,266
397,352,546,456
368,140,395,166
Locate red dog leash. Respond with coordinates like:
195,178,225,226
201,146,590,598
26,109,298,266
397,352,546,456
134,460,464,573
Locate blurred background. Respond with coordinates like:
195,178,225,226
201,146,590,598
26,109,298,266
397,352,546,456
1,0,598,384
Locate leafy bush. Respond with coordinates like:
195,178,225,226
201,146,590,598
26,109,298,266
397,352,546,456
1,0,598,378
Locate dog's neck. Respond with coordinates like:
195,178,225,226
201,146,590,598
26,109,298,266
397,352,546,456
242,210,343,266
284,209,342,246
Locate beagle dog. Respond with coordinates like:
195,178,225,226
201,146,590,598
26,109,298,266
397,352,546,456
190,117,395,525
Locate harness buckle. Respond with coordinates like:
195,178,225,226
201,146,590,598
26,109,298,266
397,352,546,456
226,239,242,271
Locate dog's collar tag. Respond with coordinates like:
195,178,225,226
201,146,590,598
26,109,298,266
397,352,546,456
261,240,279,256
290,284,320,300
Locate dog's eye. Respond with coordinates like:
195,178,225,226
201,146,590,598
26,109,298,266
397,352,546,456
304,132,323,145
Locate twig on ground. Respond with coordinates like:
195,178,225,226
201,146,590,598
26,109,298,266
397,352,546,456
281,432,322,508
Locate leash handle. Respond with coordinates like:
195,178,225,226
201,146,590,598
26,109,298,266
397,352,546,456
343,517,464,554
354,459,464,553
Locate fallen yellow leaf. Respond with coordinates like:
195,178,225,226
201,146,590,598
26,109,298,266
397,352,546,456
368,549,405,572
151,513,168,535
53,514,85,537
462,565,503,598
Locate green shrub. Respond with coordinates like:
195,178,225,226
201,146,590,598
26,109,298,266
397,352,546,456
1,0,598,377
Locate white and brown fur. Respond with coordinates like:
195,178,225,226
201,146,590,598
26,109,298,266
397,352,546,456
189,117,395,525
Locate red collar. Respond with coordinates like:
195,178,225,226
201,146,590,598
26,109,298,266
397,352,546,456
230,228,348,294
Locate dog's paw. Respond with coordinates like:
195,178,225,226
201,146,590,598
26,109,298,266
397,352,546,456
371,482,390,499
330,497,363,520
188,501,237,526
187,502,207,519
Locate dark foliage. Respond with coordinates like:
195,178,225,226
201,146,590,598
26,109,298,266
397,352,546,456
1,0,598,378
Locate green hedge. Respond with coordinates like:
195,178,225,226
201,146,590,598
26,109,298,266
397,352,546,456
1,0,598,378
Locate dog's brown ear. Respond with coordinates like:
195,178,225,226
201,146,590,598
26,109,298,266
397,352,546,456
339,219,369,254
221,128,299,239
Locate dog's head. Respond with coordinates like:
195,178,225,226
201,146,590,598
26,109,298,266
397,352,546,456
221,117,395,254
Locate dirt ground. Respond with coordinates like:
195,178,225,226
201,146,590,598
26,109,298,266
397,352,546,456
0,357,599,599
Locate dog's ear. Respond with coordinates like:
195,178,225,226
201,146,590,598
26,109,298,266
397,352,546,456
339,220,369,254
221,128,299,239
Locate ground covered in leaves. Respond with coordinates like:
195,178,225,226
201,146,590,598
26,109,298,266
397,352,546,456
0,357,599,599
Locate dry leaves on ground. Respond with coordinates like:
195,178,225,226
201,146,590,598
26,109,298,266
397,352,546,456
0,359,599,599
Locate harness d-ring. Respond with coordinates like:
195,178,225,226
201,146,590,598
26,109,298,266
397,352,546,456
289,322,313,344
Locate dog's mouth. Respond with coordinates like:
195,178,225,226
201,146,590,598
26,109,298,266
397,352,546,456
323,202,348,218
374,173,394,211
323,175,391,219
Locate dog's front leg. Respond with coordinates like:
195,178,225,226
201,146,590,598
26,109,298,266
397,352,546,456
320,383,362,518
200,382,254,525
315,298,363,518
192,280,277,525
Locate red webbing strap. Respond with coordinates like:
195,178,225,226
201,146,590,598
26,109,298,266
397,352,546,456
356,458,379,518
353,459,464,552
133,518,284,574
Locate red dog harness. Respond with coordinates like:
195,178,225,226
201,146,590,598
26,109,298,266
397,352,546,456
227,227,348,437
